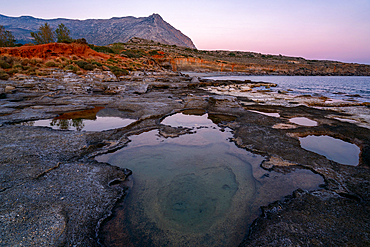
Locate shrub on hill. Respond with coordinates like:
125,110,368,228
0,60,11,69
75,60,94,70
88,44,114,54
0,70,9,80
120,49,146,58
45,61,58,67
0,25,16,47
108,66,129,77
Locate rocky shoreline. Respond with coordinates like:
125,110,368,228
1,70,369,246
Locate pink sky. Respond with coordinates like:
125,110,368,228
2,0,370,64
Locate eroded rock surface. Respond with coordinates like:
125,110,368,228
0,71,369,246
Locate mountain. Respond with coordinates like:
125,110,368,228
0,13,196,48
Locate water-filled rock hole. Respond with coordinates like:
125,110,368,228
18,107,136,131
289,117,318,126
299,135,360,166
96,111,324,246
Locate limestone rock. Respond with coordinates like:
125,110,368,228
5,86,16,93
191,77,200,83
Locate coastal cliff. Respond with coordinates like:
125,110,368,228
169,57,370,76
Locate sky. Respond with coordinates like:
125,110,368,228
1,0,370,64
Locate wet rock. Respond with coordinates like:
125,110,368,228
240,190,370,246
0,126,129,246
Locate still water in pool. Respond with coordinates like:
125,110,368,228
96,112,324,246
21,107,136,131
299,135,360,166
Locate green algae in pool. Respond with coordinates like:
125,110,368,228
299,135,360,166
96,112,324,247
27,108,136,131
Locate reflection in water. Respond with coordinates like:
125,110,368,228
248,110,280,117
333,117,358,123
289,117,318,126
299,135,360,166
97,112,324,247
50,118,85,131
29,108,136,131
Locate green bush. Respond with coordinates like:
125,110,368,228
8,68,18,74
91,61,103,67
84,63,94,70
109,66,129,77
149,50,159,55
88,44,114,54
0,71,9,80
65,64,79,72
120,49,145,58
228,52,236,57
45,61,58,67
75,60,94,70
107,58,118,64
0,60,11,69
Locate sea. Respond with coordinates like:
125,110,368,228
202,76,370,102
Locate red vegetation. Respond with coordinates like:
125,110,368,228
0,43,110,60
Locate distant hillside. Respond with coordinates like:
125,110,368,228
0,13,196,48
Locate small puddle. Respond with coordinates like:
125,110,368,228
299,135,360,166
289,117,318,126
20,107,136,131
96,112,324,246
248,110,280,117
333,117,358,123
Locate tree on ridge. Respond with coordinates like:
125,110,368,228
31,23,55,44
55,23,73,43
0,25,16,47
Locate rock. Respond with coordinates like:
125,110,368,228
191,77,200,83
0,88,5,99
92,87,105,93
5,86,16,93
125,83,149,94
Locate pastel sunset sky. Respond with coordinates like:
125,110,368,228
1,0,369,64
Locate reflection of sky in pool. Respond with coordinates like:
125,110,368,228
248,110,280,117
96,113,324,246
289,117,318,126
299,135,360,166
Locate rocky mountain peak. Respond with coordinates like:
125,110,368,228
0,14,196,48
